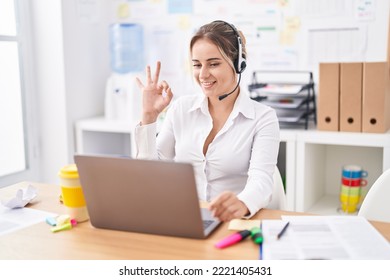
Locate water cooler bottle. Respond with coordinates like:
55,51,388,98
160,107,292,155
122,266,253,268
105,23,145,123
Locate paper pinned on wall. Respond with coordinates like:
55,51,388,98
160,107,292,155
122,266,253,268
253,48,299,70
168,0,193,14
295,0,348,18
116,3,130,19
279,29,295,45
150,27,181,75
126,0,165,19
277,0,290,8
356,0,376,21
255,24,278,44
285,16,301,33
148,24,191,97
308,26,367,66
193,0,229,16
177,15,191,30
279,16,300,45
76,0,101,24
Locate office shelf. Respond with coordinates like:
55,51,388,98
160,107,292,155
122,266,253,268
248,71,317,129
75,117,137,157
294,129,390,214
278,128,390,213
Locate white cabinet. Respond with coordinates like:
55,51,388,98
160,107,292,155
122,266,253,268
75,116,390,214
75,117,137,157
294,130,390,215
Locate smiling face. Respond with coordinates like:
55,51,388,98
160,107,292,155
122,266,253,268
191,38,237,99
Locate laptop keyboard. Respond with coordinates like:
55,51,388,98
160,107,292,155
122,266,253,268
203,220,214,229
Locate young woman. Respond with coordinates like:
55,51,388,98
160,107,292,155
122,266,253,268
135,20,280,222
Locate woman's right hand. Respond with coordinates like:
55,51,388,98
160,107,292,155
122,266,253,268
136,61,173,125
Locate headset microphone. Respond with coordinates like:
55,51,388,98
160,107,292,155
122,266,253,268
218,73,242,101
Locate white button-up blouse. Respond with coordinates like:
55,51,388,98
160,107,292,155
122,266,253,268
135,91,280,217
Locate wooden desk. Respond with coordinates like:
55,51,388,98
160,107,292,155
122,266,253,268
1,182,390,260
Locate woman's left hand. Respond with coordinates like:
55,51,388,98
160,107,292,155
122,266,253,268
208,191,249,222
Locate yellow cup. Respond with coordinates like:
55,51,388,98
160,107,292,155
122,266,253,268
341,203,358,213
339,193,361,213
58,164,89,222
340,193,360,204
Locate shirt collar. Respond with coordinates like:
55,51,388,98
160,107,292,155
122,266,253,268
233,90,255,120
188,94,208,115
188,90,255,119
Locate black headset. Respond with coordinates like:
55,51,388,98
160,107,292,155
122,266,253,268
212,20,247,74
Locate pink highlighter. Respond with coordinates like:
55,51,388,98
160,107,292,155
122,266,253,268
215,230,252,249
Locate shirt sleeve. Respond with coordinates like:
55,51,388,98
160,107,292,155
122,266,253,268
134,122,158,159
134,101,177,160
156,106,176,160
237,108,280,218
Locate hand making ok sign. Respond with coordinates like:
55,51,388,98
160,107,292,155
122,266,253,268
136,61,174,125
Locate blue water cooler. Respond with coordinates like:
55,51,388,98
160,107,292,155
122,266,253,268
105,23,145,122
109,23,144,73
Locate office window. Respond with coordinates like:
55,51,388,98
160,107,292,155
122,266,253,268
0,0,38,186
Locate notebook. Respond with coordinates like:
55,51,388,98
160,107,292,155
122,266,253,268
74,154,221,239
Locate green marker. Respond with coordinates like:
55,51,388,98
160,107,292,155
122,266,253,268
250,227,263,244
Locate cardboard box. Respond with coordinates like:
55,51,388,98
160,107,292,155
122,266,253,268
362,62,390,133
317,63,340,131
340,63,363,132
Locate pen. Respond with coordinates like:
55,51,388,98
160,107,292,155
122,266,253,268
277,222,290,239
215,230,251,249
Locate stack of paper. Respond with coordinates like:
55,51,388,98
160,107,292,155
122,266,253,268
261,216,390,260
257,84,303,95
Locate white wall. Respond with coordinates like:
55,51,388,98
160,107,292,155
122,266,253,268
31,0,68,184
109,0,389,91
31,0,110,184
30,0,389,184
61,0,110,162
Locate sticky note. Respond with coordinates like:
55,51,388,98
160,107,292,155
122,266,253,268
117,3,130,19
56,215,70,226
228,219,261,231
45,216,57,226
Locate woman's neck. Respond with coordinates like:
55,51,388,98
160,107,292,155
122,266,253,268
208,87,239,114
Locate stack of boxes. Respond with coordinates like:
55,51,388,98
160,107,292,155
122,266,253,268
317,22,390,133
318,62,390,133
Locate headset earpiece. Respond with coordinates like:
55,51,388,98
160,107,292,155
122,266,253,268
212,20,247,74
235,35,247,74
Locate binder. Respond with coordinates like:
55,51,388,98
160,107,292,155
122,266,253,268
362,62,390,133
387,17,390,69
317,63,340,131
340,63,363,132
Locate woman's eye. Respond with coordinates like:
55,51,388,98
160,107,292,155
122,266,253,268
192,64,201,68
210,63,220,67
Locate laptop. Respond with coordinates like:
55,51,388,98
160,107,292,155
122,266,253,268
74,154,221,239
